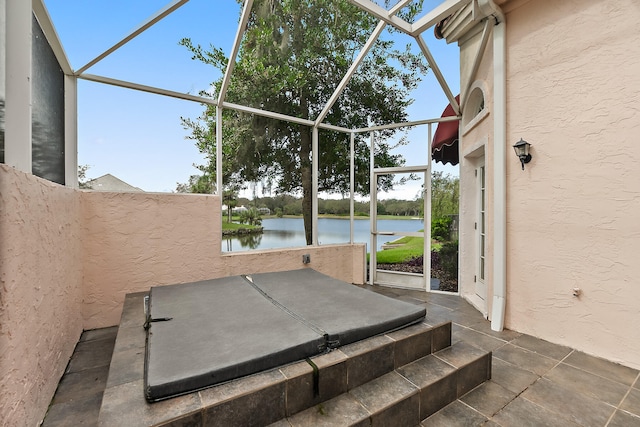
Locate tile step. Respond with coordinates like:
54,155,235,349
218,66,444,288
276,343,492,426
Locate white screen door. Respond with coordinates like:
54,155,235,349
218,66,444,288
369,166,430,290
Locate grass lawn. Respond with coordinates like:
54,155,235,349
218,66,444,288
369,232,443,264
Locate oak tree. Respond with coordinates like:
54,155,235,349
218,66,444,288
182,0,427,244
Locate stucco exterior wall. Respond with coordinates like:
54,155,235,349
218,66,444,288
81,192,224,329
0,165,84,426
503,0,640,368
223,244,366,286
82,191,366,329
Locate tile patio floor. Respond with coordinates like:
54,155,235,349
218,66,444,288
42,286,640,426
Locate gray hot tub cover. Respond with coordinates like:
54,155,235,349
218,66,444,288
144,269,425,402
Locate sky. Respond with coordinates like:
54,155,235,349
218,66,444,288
44,0,460,199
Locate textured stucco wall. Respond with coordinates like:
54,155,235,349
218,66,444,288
82,192,224,329
503,0,640,369
0,165,83,426
82,191,366,329
223,244,366,286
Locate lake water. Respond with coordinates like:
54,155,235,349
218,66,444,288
223,217,424,252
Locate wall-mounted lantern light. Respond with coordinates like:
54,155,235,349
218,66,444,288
513,138,532,170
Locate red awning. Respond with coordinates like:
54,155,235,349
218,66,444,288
432,95,460,166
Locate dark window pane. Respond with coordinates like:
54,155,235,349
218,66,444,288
0,0,5,163
32,13,65,184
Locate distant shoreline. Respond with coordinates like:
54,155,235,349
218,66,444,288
222,226,263,236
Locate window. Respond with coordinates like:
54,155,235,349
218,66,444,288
462,84,488,135
0,0,5,164
32,13,65,184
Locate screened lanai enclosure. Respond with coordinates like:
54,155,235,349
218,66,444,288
3,0,518,421
2,0,507,292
